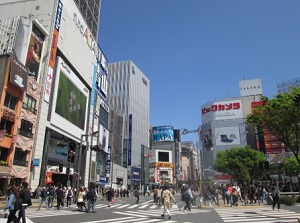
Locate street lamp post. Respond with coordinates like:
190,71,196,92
76,131,98,201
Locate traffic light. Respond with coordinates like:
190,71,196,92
259,161,264,169
264,161,269,170
59,164,63,172
68,141,76,162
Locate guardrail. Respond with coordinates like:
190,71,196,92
280,192,299,196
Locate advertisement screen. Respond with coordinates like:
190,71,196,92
215,126,241,146
26,24,45,80
51,57,89,137
99,125,109,153
152,126,174,142
55,71,87,130
158,151,170,162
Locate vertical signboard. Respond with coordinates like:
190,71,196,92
128,114,132,166
44,0,62,103
25,24,45,79
106,146,111,177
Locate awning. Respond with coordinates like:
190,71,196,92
0,172,14,178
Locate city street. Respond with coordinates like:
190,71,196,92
1,194,300,223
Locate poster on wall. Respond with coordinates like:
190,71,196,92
50,57,89,137
25,24,45,80
215,126,241,146
203,129,213,151
98,125,109,153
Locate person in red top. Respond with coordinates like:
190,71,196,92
227,184,233,206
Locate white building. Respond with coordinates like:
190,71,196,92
107,61,150,189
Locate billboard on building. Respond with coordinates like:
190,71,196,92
152,126,174,142
201,99,243,123
239,79,263,97
98,125,109,153
50,57,89,137
215,126,241,146
25,23,45,80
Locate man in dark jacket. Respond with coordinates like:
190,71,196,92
18,182,32,223
56,186,64,210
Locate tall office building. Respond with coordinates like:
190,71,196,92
107,61,150,188
74,0,101,39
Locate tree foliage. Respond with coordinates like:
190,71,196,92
246,88,300,165
283,156,300,176
214,146,266,184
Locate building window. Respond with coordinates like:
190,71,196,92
19,119,33,138
0,118,14,135
4,92,17,110
23,94,37,114
13,147,28,167
99,105,108,129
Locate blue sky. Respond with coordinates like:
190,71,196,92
98,0,300,143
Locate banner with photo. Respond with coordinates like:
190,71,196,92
25,24,45,80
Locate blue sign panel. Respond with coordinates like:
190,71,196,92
128,114,132,166
152,126,174,142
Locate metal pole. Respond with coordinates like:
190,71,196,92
88,133,93,183
77,134,84,201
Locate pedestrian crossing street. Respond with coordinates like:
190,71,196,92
81,208,212,223
24,202,211,223
215,207,300,223
94,202,183,210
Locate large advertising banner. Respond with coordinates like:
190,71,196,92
44,0,62,103
25,24,45,80
98,125,109,153
152,126,174,142
50,57,89,137
215,126,241,146
201,99,243,123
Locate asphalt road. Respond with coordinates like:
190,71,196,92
1,195,300,223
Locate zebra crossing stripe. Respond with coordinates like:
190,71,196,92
138,204,150,209
127,204,139,209
116,204,132,209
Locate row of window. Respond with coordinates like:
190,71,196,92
0,118,33,138
1,93,36,138
4,92,37,114
0,147,28,167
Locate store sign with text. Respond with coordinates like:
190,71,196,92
201,99,243,123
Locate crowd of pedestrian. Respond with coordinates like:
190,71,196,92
4,182,32,223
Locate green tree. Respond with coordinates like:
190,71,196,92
283,156,300,176
214,146,266,184
246,88,300,165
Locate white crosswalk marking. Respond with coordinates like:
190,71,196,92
81,216,177,223
25,207,84,218
215,207,300,223
116,204,132,209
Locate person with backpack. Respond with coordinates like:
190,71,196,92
4,185,19,223
38,187,48,210
271,184,281,211
86,186,97,213
17,182,32,223
47,186,55,208
182,185,192,211
66,186,73,208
